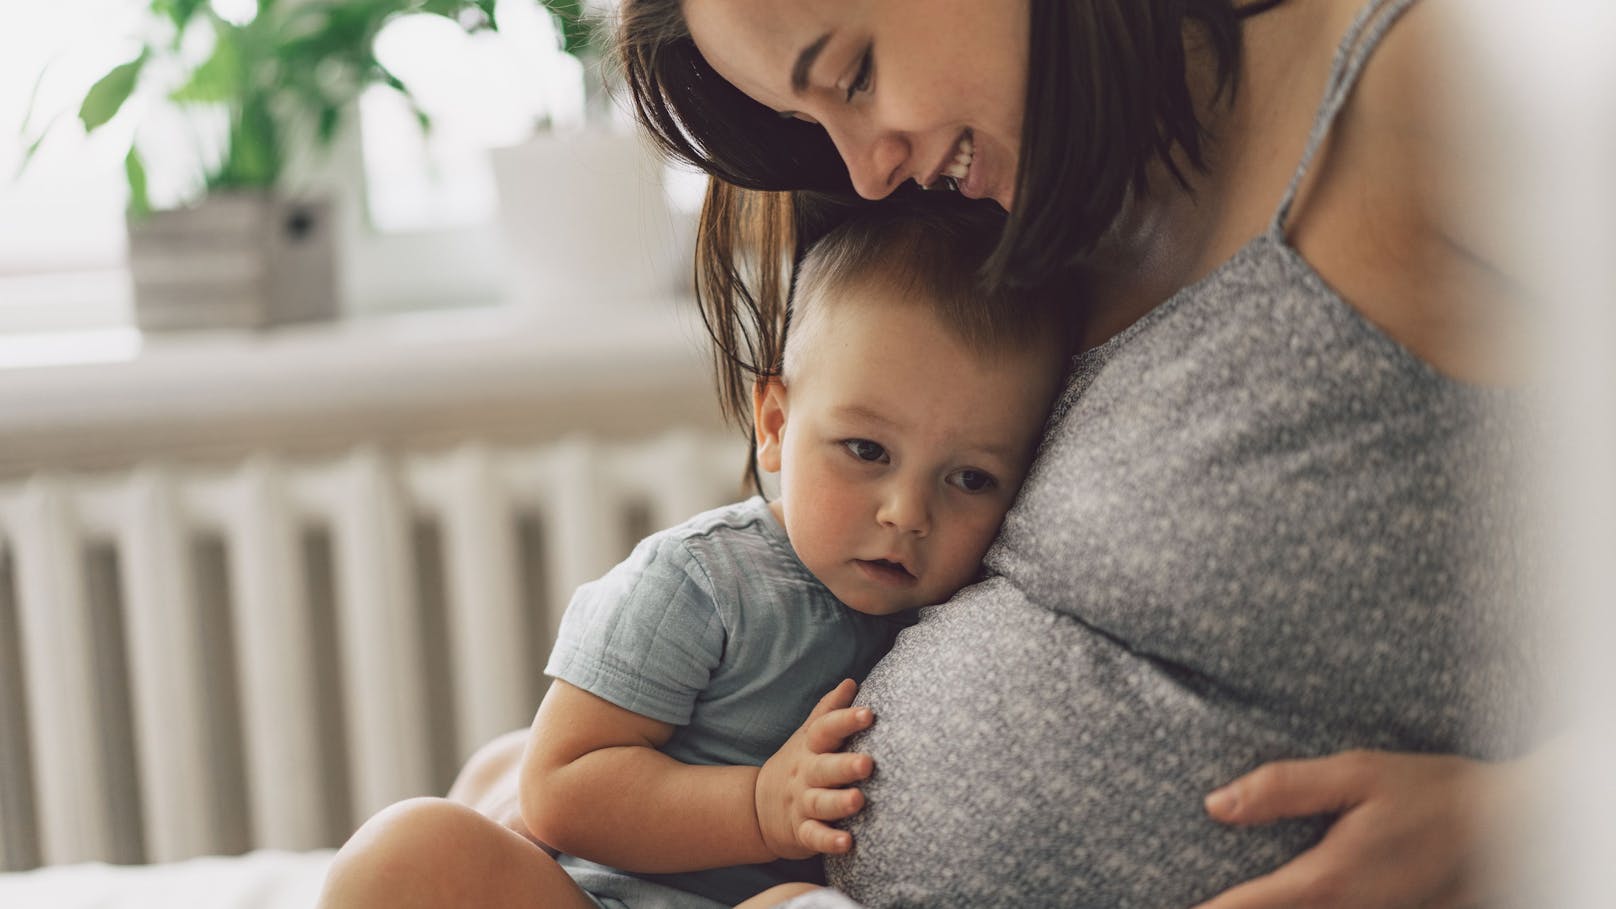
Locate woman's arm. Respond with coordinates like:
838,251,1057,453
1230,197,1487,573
520,679,876,873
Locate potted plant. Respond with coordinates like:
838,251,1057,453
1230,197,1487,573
26,0,502,331
489,0,688,309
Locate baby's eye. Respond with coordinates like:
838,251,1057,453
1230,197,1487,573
947,468,997,494
843,439,889,463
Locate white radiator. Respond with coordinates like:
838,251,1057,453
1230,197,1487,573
0,431,743,871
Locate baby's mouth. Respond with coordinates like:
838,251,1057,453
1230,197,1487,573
855,558,917,585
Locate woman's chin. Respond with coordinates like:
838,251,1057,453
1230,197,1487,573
956,140,1012,211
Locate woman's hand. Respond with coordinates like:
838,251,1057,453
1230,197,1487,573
1194,749,1515,909
755,679,877,860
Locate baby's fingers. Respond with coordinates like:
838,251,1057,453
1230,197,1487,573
806,705,875,753
808,751,874,788
805,679,858,723
802,786,865,821
796,818,853,855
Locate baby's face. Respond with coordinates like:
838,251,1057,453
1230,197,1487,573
756,294,1065,616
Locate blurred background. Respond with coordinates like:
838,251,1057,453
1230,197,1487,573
0,1,1611,907
0,0,711,340
0,0,745,883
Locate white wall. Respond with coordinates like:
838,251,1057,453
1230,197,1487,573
1467,1,1616,904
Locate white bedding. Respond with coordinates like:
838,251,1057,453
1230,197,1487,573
0,849,334,909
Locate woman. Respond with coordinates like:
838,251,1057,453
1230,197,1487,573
453,0,1542,905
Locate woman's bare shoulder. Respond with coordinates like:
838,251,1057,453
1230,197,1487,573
1289,0,1523,383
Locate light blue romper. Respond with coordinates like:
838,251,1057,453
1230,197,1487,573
544,497,909,909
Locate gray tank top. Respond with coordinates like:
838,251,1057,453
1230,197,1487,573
821,2,1541,906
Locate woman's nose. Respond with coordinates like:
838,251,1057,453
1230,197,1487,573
877,481,931,536
825,121,909,200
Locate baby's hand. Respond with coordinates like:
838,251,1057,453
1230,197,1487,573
754,678,876,860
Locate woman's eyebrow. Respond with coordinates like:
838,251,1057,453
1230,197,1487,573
792,32,833,94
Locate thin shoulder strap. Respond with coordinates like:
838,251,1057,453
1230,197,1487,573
1269,0,1423,234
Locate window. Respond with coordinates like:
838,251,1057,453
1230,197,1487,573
0,0,625,341
0,0,145,335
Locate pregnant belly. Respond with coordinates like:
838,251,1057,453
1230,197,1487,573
828,577,1334,908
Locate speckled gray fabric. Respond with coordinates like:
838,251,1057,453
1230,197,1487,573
779,1,1541,906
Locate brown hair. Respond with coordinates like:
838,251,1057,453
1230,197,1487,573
730,192,1072,492
613,0,1278,479
789,194,1073,378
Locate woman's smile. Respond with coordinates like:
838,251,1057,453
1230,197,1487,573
683,0,1028,210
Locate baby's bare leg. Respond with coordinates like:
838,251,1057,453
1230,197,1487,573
318,796,594,909
446,728,556,852
734,883,824,909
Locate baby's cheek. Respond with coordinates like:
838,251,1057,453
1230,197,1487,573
932,529,998,596
971,509,1013,556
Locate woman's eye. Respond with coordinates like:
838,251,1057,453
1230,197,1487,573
844,47,873,102
843,439,888,463
948,469,997,494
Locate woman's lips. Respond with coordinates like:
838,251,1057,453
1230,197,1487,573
939,131,974,183
959,140,988,200
916,131,995,202
921,130,975,192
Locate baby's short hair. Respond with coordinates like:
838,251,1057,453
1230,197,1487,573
785,194,1074,379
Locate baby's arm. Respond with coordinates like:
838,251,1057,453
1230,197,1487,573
520,679,875,873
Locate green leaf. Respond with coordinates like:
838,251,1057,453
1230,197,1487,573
153,0,208,31
421,0,464,16
16,56,66,180
18,54,57,142
543,1,594,57
170,26,242,103
315,103,342,145
13,111,63,182
419,0,498,31
125,147,151,219
78,52,148,133
227,94,280,187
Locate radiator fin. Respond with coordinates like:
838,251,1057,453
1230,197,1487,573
0,433,742,870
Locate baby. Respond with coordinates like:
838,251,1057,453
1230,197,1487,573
523,197,1072,909
318,197,1072,909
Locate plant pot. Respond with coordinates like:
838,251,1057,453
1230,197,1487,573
489,129,687,309
126,192,340,331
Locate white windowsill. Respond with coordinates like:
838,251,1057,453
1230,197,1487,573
0,299,729,476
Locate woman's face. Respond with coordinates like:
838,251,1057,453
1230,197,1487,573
682,0,1029,211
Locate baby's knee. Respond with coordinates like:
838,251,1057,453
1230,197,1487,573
318,797,487,907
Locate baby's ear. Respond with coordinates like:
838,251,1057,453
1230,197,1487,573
753,377,788,474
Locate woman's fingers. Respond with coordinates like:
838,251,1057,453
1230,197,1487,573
803,786,865,821
1206,751,1378,825
807,751,874,788
806,705,875,753
1191,824,1466,909
1191,845,1348,909
796,818,853,855
1198,751,1487,909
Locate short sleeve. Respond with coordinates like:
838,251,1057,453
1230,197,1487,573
544,535,726,725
